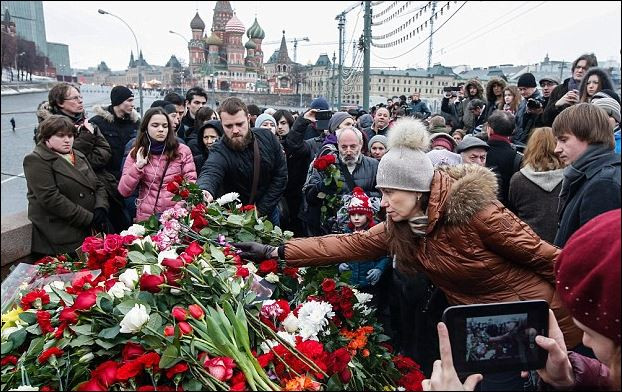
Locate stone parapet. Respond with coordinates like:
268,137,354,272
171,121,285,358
1,211,32,266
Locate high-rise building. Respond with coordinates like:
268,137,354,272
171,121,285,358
2,1,47,56
46,42,70,76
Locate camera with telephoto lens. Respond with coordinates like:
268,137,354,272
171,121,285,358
526,97,545,110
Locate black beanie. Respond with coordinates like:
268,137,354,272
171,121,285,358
517,73,537,88
110,86,134,106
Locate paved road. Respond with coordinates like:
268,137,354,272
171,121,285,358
0,87,161,218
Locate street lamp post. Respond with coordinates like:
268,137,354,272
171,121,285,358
99,9,143,115
169,30,194,91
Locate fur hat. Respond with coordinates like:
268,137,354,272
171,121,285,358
556,209,621,345
348,187,375,228
517,73,537,88
376,118,434,192
110,85,134,106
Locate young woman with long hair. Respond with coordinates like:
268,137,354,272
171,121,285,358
503,86,522,115
118,107,196,222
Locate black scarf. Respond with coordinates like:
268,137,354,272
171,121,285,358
560,144,612,199
148,135,166,155
52,107,84,125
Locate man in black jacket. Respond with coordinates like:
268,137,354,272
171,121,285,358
553,103,620,247
178,87,208,142
485,111,522,205
198,98,287,226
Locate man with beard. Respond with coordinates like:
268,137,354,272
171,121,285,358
304,126,380,234
198,98,287,226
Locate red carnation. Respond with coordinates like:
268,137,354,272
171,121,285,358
36,310,54,334
257,352,274,368
74,291,97,310
179,189,190,199
102,255,127,278
122,342,145,361
173,174,184,184
399,369,425,391
139,352,161,369
172,306,187,321
0,355,18,367
76,378,106,391
283,267,299,279
116,359,144,380
166,181,180,194
258,259,278,275
188,304,205,320
92,360,118,388
21,289,50,310
166,362,189,379
321,278,336,293
38,347,64,364
139,274,165,293
103,235,122,253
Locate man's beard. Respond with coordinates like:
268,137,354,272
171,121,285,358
340,152,360,168
223,131,252,151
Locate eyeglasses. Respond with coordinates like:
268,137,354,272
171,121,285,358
64,95,83,102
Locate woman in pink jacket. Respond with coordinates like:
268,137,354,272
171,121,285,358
118,107,196,222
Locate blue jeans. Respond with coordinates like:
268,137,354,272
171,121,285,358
267,206,280,228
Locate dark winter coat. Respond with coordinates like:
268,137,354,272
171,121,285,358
344,226,390,288
23,144,108,255
363,125,389,142
554,144,621,247
191,120,223,173
507,166,564,243
38,105,129,232
441,96,463,129
89,105,140,180
542,78,571,127
197,129,288,216
284,164,583,348
485,138,522,204
409,100,431,118
513,89,544,145
460,79,485,133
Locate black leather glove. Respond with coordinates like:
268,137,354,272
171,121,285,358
232,242,277,261
91,207,108,230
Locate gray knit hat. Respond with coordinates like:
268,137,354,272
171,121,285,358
368,134,388,150
328,112,353,132
456,135,490,153
376,118,434,192
592,97,621,123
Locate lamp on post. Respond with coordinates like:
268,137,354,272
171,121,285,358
209,73,216,108
169,30,194,89
98,9,143,115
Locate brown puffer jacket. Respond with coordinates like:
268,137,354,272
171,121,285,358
285,164,582,348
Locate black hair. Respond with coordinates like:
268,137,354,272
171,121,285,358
467,99,486,110
273,110,294,127
185,87,208,103
247,104,261,116
163,92,184,106
487,111,515,136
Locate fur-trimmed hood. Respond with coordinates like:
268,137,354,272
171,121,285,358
428,163,499,228
91,104,140,123
464,79,484,100
485,77,507,103
36,102,53,122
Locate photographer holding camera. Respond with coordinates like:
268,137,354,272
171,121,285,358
513,73,546,146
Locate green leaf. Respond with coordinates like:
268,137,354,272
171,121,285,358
18,312,37,325
263,220,273,231
98,325,120,339
159,345,181,369
142,335,163,350
25,337,45,357
327,373,344,390
209,245,225,264
137,291,155,305
236,229,256,242
94,339,116,350
69,324,94,336
25,324,41,335
68,334,95,348
96,292,114,312
183,379,204,391
1,341,13,355
128,251,148,265
376,334,391,342
227,214,244,226
52,286,74,306
114,299,138,315
146,313,162,332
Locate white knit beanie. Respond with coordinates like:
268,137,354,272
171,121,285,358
376,118,434,192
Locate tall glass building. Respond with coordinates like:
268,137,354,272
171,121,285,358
2,1,47,56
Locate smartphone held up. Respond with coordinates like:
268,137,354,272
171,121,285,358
442,300,549,375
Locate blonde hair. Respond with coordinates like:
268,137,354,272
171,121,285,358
522,127,565,171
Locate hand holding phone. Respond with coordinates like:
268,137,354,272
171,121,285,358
304,109,318,122
422,322,483,391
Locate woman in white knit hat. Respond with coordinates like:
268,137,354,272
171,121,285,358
235,117,582,387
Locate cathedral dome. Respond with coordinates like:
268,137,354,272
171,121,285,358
225,13,245,34
245,39,257,50
190,12,205,30
206,31,223,46
247,18,265,40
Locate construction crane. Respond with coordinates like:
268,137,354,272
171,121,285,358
262,35,310,64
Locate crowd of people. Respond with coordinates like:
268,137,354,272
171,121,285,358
22,52,620,390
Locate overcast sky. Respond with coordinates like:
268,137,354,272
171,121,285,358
42,1,621,72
